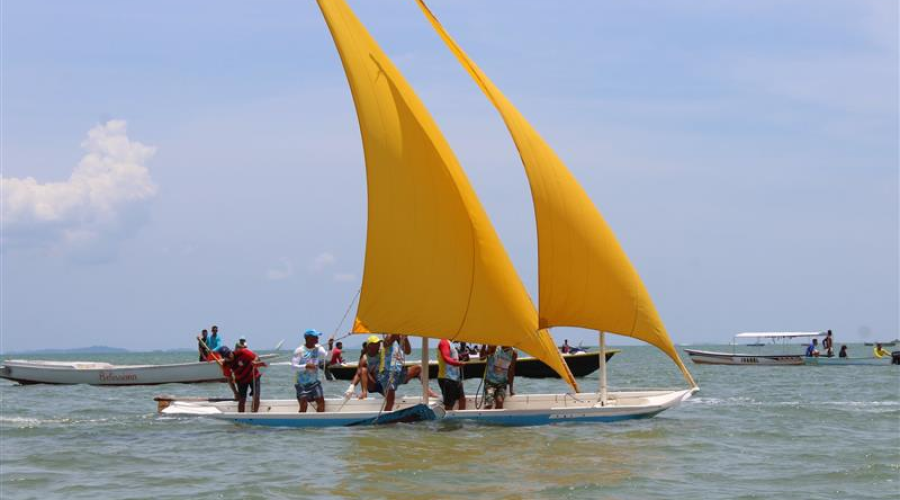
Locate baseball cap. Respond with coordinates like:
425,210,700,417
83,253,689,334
304,329,323,338
366,335,382,344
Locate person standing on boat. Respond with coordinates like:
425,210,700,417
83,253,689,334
212,345,239,398
197,329,210,361
561,339,571,354
232,342,266,412
292,330,328,413
483,345,517,409
208,325,223,351
437,338,466,410
805,338,819,357
822,330,834,357
873,343,891,358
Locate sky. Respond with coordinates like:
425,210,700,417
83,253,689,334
1,0,897,352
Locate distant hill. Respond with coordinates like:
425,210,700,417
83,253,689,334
3,345,131,355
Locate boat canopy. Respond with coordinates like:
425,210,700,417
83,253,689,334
735,332,825,339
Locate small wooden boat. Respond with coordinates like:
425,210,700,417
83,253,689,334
802,356,895,366
685,332,825,366
325,350,619,381
683,349,803,366
157,389,694,427
0,355,279,386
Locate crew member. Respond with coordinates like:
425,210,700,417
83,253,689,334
292,330,328,413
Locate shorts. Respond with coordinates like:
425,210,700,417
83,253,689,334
438,378,464,408
483,381,507,407
295,380,324,402
237,378,260,399
375,368,406,393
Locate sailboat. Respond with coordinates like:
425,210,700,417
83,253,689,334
159,0,697,427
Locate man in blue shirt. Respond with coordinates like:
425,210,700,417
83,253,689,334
207,325,223,351
805,338,819,357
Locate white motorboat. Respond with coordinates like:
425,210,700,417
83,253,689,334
684,332,825,366
0,355,278,386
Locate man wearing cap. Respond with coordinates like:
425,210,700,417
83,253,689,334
292,329,328,412
238,336,248,349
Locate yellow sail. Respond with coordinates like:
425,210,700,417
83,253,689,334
315,0,576,388
414,0,696,387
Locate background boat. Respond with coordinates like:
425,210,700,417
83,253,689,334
683,349,803,366
0,354,279,385
326,349,619,380
803,357,894,366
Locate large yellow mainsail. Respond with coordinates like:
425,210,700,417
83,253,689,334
414,0,696,387
315,0,576,388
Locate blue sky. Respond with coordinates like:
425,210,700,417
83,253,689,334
2,0,897,352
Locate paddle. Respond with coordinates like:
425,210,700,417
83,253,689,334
198,337,238,398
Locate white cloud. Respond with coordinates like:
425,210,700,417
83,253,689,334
266,258,294,281
1,120,157,259
309,252,336,272
332,272,357,283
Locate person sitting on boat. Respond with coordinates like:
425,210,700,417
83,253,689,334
873,343,891,358
231,342,267,413
805,338,819,357
238,335,248,349
483,345,517,409
197,329,210,361
207,325,223,351
329,341,344,366
292,329,328,413
822,330,834,357
561,339,571,354
346,336,435,404
838,345,848,358
438,338,466,410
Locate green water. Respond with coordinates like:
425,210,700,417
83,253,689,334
1,345,898,499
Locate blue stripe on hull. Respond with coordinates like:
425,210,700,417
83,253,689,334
226,409,664,428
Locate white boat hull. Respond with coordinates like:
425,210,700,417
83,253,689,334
0,356,278,386
157,389,695,428
684,349,803,366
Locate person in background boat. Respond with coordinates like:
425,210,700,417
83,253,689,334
805,338,819,357
238,335,247,349
197,329,210,361
822,330,834,357
482,345,517,409
292,329,328,413
438,338,466,410
457,342,471,362
873,343,891,358
561,339,571,354
329,342,344,366
208,325,222,351
838,345,848,358
232,342,266,412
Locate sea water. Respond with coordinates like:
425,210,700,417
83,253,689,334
1,345,898,499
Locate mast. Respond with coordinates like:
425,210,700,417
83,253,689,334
598,331,607,405
421,337,430,404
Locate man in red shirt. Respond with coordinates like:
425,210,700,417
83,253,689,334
231,343,267,412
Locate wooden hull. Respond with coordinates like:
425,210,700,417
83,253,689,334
157,389,694,428
326,350,618,381
683,349,803,366
0,355,278,385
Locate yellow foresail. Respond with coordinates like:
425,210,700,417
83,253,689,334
316,0,577,389
414,0,696,387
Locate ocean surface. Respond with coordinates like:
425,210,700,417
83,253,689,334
1,344,898,500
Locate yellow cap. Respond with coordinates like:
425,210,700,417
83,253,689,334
366,335,382,344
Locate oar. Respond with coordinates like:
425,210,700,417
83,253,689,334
198,338,237,396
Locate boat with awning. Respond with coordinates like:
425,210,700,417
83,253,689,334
684,332,824,366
